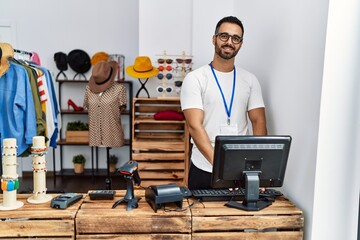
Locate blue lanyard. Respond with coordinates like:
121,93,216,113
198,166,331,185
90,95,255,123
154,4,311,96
209,62,236,125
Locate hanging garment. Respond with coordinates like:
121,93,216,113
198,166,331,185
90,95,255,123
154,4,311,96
36,65,59,148
0,61,37,155
17,61,47,138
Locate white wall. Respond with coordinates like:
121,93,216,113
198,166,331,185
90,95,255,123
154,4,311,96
136,0,194,98
312,0,360,239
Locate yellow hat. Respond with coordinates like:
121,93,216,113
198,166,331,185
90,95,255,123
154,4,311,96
0,43,14,78
126,56,158,79
91,52,110,65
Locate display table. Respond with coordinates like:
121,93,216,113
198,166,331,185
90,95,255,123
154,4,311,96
0,193,82,239
0,192,304,239
190,196,304,240
75,190,192,239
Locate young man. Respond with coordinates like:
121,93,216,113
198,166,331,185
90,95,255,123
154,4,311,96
180,16,267,189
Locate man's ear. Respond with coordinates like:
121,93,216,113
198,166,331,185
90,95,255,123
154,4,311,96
212,35,216,46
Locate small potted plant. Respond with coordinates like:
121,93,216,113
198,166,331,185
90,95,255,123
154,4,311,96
66,121,89,143
72,154,86,174
109,154,119,173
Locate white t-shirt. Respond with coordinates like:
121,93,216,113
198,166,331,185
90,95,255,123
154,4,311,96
180,64,265,172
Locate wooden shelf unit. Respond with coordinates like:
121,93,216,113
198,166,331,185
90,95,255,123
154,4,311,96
132,98,189,187
53,79,133,183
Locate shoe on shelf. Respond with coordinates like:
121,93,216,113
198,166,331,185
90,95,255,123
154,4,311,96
67,99,84,111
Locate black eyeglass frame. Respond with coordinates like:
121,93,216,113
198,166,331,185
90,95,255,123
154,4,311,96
215,32,243,44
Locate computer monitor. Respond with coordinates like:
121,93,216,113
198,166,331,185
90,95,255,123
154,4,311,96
212,135,292,211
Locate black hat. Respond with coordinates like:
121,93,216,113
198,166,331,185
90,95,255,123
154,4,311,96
67,49,91,74
54,52,68,71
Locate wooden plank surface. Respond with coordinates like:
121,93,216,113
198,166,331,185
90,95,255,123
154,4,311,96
192,232,303,240
132,140,186,151
0,220,74,238
139,162,185,170
77,234,191,240
76,190,191,235
139,170,184,179
132,152,185,161
132,98,189,187
191,196,304,237
0,194,81,239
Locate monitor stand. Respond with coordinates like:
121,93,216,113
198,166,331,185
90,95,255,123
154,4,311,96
225,171,272,211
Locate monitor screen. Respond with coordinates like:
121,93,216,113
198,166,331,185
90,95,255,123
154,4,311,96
212,135,292,210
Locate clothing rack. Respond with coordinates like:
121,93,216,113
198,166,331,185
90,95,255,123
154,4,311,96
14,49,32,57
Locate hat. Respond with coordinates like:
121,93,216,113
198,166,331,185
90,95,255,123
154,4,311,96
91,52,109,65
0,43,14,78
126,56,158,79
67,49,91,74
88,61,118,93
54,52,68,71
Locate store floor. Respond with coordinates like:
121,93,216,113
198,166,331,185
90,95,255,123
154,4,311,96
18,173,127,194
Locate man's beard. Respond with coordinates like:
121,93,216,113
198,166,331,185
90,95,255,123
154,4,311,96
215,42,239,60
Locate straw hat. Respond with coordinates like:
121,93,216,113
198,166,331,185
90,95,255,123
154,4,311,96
88,61,118,93
0,43,14,78
126,56,158,79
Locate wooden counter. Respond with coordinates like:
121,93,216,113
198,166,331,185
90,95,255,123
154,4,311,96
190,196,304,240
0,193,83,239
1,192,304,239
75,190,191,239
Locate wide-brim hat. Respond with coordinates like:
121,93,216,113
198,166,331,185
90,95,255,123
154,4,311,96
126,56,158,79
68,49,91,74
0,43,14,78
88,61,118,93
91,52,109,65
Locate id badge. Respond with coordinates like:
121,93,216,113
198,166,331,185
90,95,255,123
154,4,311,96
220,123,238,135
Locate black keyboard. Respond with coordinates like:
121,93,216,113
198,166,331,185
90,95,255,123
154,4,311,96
191,188,283,202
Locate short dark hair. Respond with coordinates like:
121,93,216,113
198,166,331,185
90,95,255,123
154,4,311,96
215,16,244,37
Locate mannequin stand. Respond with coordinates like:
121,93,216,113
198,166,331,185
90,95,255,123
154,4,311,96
105,147,112,190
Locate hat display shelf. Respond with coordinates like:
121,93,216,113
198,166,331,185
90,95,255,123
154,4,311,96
155,51,193,97
27,136,52,204
0,138,24,210
54,70,133,186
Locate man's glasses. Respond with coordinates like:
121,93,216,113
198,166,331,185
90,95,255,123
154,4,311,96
215,32,243,44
